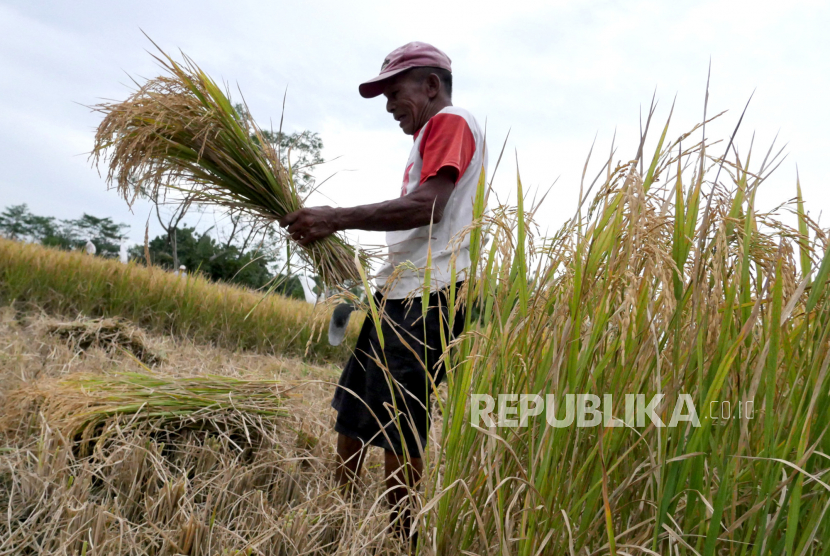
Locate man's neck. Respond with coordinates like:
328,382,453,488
416,98,453,134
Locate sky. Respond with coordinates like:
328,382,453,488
1,0,828,255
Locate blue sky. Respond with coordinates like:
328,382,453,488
1,0,827,252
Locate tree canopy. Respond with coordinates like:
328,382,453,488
129,227,309,298
233,103,324,194
0,204,127,257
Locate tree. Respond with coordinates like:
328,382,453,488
28,215,72,250
0,205,31,240
0,204,70,247
233,103,324,194
0,205,128,257
260,128,324,193
62,214,128,257
217,210,274,254
129,226,305,297
148,188,194,270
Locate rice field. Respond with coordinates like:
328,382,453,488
0,238,360,362
2,97,830,555
425,107,830,553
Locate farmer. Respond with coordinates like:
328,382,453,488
279,41,488,539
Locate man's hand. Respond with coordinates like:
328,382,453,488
279,167,458,241
278,206,338,246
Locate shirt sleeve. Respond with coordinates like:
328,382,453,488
417,113,476,186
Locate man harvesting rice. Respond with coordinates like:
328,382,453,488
279,41,487,540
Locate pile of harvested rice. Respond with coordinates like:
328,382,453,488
46,317,163,366
0,313,409,555
12,371,288,454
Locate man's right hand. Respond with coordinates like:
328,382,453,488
278,206,339,246
279,166,457,241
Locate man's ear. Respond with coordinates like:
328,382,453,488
426,73,442,99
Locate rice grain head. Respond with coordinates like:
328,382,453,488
90,41,366,287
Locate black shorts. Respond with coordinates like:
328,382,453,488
331,283,465,456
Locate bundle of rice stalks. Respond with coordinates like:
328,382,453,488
46,316,163,366
24,371,288,454
90,42,365,287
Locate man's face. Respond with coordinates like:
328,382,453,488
382,71,435,136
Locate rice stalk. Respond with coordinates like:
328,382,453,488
426,98,830,554
16,371,288,454
0,320,405,555
90,43,366,287
46,316,163,366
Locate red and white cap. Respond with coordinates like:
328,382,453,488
359,41,452,99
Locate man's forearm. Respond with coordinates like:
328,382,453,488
278,168,457,245
333,197,437,232
333,171,456,232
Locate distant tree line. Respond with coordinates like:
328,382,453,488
0,204,312,299
129,225,311,299
0,204,127,257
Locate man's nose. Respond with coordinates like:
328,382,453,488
386,98,395,113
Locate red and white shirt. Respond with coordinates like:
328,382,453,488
376,106,488,299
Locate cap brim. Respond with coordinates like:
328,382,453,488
358,66,411,98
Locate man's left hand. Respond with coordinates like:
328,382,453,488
278,206,338,246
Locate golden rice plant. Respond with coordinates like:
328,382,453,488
90,43,364,287
419,98,830,554
0,237,360,361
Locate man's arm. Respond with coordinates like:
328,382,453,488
278,166,457,247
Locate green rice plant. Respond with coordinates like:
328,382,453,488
425,101,830,554
90,43,366,287
0,238,360,361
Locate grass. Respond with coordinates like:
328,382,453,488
0,238,360,362
425,101,830,554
